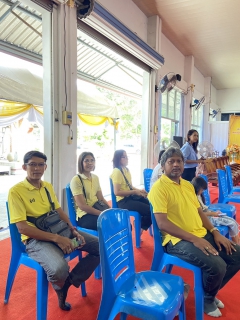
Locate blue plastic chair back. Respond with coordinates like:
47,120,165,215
225,165,234,194
217,169,229,203
150,204,204,320
143,168,153,192
109,178,118,208
4,202,86,320
65,183,101,279
97,208,186,320
199,174,211,206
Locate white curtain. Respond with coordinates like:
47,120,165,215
0,108,43,127
209,122,229,154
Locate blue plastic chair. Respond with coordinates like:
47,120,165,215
4,202,86,320
150,205,204,320
200,174,236,219
225,165,240,194
110,178,142,248
143,168,153,192
217,169,240,204
97,208,186,320
65,183,101,279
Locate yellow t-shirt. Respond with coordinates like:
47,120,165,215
8,179,61,241
110,167,132,202
70,173,101,219
148,174,207,245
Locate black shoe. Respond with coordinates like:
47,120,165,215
55,277,72,311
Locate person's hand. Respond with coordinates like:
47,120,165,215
213,231,236,255
210,210,221,217
192,237,219,256
134,189,144,197
72,229,86,247
55,235,75,254
140,189,148,197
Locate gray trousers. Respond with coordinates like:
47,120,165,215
26,231,100,290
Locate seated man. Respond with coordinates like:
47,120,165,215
148,147,240,318
8,151,100,311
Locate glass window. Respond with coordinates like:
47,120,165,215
168,90,175,119
161,94,167,117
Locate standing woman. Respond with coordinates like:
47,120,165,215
181,129,204,181
70,152,110,231
110,150,152,232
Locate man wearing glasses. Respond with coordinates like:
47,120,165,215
8,151,100,311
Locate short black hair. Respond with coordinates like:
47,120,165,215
160,147,184,167
112,149,125,168
23,151,47,164
191,176,208,204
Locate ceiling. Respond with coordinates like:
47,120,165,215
132,0,240,90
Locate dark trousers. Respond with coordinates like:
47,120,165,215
26,231,100,290
118,197,152,230
78,214,98,231
165,231,240,303
181,167,196,181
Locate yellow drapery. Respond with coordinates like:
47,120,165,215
0,100,118,127
0,100,43,116
78,114,119,129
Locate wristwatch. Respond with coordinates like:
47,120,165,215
210,227,220,233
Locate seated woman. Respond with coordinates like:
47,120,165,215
192,176,239,244
110,149,152,232
70,152,110,231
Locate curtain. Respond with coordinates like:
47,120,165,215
78,114,119,129
0,100,43,127
209,122,229,154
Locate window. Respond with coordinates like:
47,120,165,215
191,102,203,139
160,90,181,147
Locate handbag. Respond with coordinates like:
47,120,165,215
78,175,109,212
27,188,72,239
119,168,145,201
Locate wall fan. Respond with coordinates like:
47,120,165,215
209,108,221,119
155,72,181,94
154,140,180,159
75,0,95,19
198,141,214,158
190,96,205,110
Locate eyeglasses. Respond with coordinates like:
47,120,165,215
83,159,95,164
25,162,46,167
121,156,128,159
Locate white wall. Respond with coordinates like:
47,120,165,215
211,85,217,104
193,67,205,98
160,34,187,90
217,88,240,112
98,0,148,41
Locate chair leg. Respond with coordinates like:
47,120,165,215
4,254,21,303
148,225,153,237
36,268,49,320
120,312,128,320
80,281,87,297
94,264,102,280
194,277,204,320
133,215,141,248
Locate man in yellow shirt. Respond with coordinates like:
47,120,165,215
148,147,240,317
8,151,100,311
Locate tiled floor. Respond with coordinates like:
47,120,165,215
0,172,25,240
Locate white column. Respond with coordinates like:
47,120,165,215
147,15,162,166
202,77,211,141
51,4,78,203
184,55,195,135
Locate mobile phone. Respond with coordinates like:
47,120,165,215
218,213,226,216
71,237,83,248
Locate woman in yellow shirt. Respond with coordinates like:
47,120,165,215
70,152,109,230
110,149,151,232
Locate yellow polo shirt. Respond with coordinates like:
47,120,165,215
8,179,60,241
110,167,132,202
148,174,207,245
70,173,101,219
